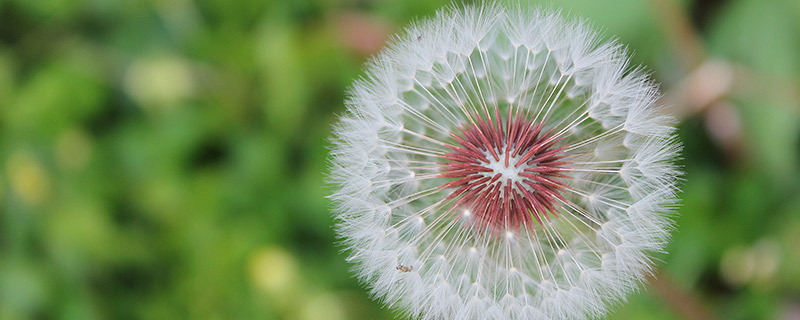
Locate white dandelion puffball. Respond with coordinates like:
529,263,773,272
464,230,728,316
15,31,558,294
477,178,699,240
328,3,681,320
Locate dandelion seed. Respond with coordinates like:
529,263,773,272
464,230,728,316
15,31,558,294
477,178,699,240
328,3,681,320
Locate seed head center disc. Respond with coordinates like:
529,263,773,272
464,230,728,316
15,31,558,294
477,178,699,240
438,112,570,229
485,152,525,183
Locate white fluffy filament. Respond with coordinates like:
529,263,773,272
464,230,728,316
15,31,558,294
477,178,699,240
328,3,681,320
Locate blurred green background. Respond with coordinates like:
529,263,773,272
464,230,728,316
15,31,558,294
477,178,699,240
1,0,799,319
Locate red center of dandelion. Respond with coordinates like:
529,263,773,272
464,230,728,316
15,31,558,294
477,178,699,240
439,109,570,229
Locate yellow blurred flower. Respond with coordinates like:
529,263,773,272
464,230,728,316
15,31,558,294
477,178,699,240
248,245,297,296
6,151,50,206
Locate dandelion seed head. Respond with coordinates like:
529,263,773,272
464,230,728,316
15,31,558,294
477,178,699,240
328,3,681,320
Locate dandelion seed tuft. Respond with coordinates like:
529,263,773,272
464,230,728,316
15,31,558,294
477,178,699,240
328,3,681,320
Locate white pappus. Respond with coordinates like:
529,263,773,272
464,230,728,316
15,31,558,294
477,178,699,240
328,3,682,320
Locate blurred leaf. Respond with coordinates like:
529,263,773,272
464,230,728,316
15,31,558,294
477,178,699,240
707,0,800,77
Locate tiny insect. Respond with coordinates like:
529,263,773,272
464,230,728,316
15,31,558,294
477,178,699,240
396,264,413,273
416,35,423,41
